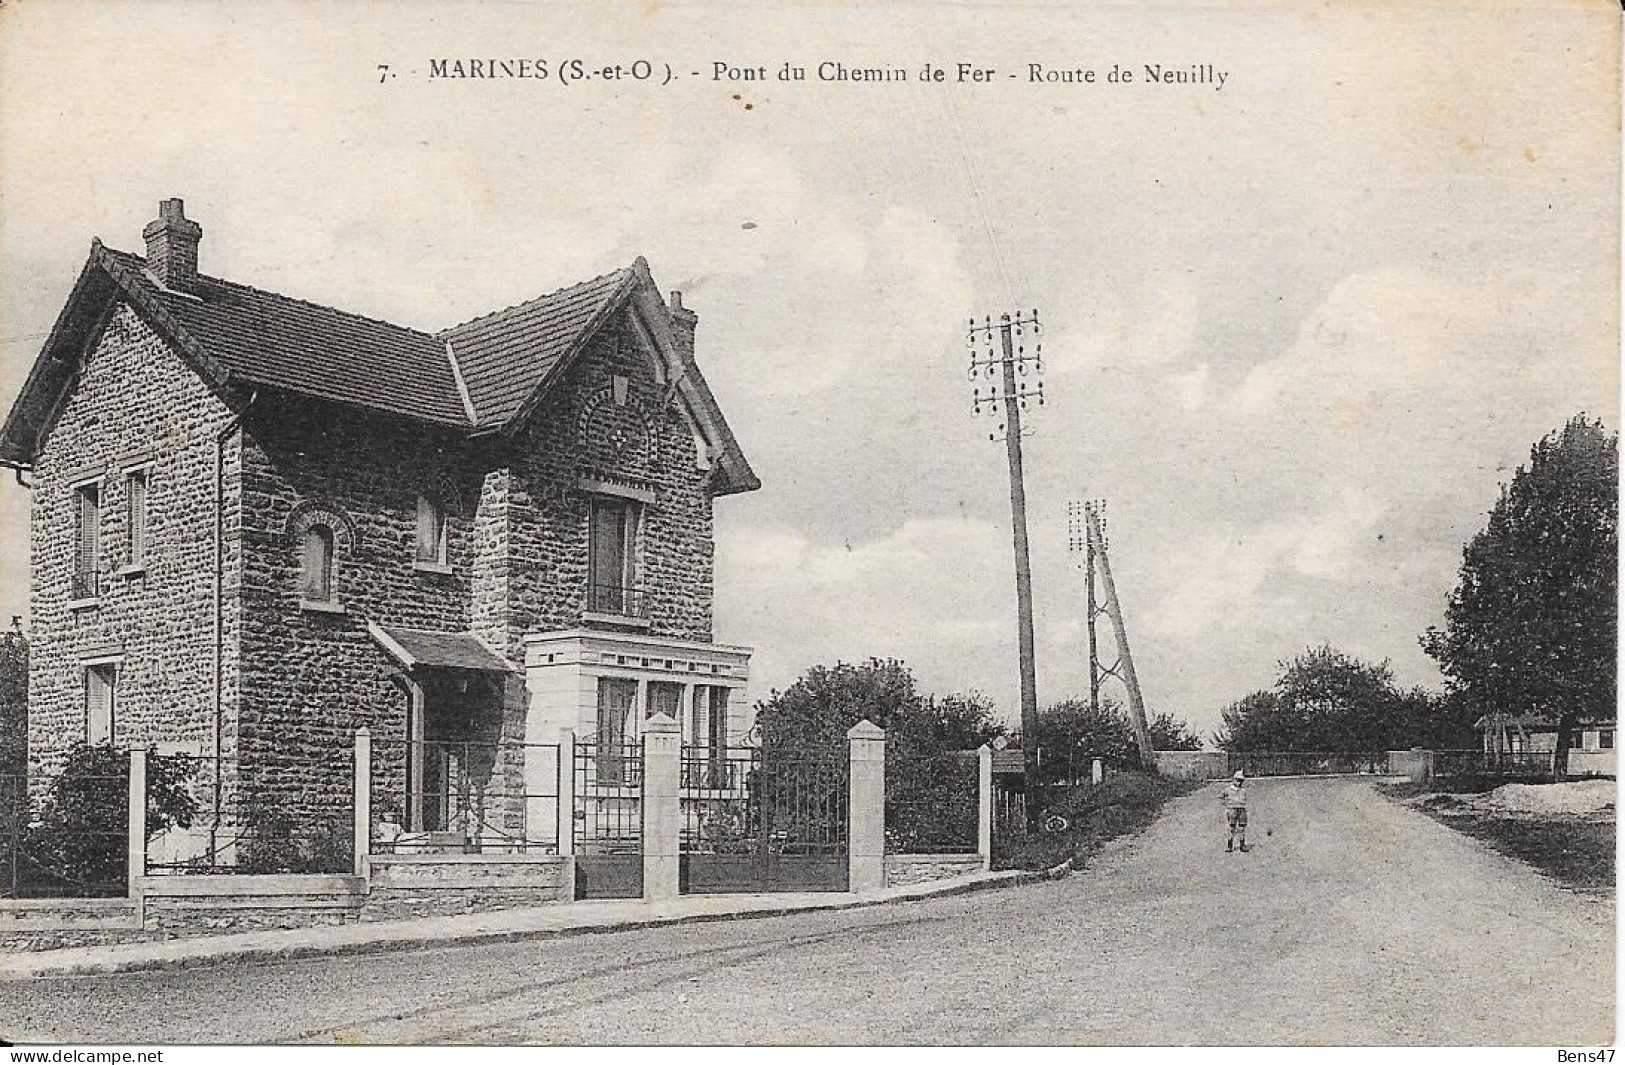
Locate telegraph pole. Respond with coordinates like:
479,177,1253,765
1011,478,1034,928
1066,500,1104,716
1085,505,1155,767
968,311,1044,824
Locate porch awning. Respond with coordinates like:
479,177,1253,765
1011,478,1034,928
368,622,516,673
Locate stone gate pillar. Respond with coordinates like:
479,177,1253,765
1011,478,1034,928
977,744,993,872
642,713,682,901
847,719,886,894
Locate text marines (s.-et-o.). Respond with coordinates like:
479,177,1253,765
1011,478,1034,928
387,58,1231,91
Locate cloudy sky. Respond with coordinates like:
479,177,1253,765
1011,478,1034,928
0,1,1617,741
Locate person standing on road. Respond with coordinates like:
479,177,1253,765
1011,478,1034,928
1223,770,1249,853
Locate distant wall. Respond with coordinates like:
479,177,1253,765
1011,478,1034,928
1155,750,1228,780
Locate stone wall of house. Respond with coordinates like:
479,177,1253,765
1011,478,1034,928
500,316,717,660
235,395,491,820
26,302,242,775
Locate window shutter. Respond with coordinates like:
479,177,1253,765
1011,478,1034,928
416,496,439,562
301,525,334,601
127,471,147,566
85,665,115,745
75,484,100,598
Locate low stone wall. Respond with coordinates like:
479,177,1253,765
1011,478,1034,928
883,853,984,888
1155,750,1229,780
140,873,367,938
361,853,572,921
0,897,151,952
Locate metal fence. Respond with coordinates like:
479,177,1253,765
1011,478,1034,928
574,741,642,854
1229,751,1391,778
886,750,978,854
369,739,560,855
145,753,353,875
1431,748,1556,779
2,765,129,899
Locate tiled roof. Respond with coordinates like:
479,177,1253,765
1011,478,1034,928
1,241,758,494
440,267,633,426
372,624,515,672
102,248,468,426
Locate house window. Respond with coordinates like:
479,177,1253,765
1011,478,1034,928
85,663,117,745
1601,730,1615,750
587,496,640,615
1567,730,1584,749
301,524,336,603
415,495,448,567
595,677,638,783
73,481,101,600
690,686,730,787
647,680,683,722
126,468,149,569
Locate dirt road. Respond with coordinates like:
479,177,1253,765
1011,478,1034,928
0,778,1611,1044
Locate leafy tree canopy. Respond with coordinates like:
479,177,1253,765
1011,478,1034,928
1214,644,1448,751
1027,697,1201,779
1422,415,1618,772
752,658,1004,758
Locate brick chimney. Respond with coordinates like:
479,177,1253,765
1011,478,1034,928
668,290,697,359
142,198,203,293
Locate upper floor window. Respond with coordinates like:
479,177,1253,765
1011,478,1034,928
415,495,449,568
125,468,149,570
73,481,101,601
301,524,336,603
1601,729,1615,751
587,496,641,616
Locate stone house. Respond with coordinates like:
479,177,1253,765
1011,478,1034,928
0,199,758,849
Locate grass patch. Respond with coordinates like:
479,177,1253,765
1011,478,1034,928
1380,781,1615,896
992,771,1201,872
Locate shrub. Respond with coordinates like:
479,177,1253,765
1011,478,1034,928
24,744,196,894
991,771,1198,871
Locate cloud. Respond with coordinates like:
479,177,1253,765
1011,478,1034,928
716,516,1011,702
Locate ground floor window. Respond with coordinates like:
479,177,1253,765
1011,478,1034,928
1600,729,1614,750
688,686,730,786
596,677,638,783
647,680,683,722
84,663,117,745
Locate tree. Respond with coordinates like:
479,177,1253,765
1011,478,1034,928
753,660,1005,854
752,659,1003,755
1149,712,1203,752
1030,697,1202,778
0,624,25,781
1215,645,1444,752
1423,416,1618,777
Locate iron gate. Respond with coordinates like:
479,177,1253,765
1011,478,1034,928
572,742,643,899
679,745,849,893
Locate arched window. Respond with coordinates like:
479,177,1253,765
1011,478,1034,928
301,523,335,603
